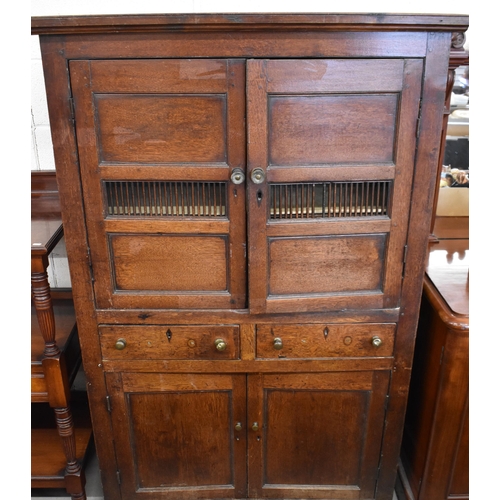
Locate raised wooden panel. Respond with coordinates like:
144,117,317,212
110,234,228,292
89,59,230,94
248,371,391,499
267,390,367,485
269,94,398,166
257,323,395,359
107,372,247,499
100,324,240,360
131,391,233,488
264,59,405,93
268,234,386,296
95,94,227,164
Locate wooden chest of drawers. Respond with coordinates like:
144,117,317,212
32,13,468,500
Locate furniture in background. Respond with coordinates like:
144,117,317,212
32,13,468,500
31,172,92,500
397,235,469,500
429,42,469,242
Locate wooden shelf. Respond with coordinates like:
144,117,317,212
31,427,93,488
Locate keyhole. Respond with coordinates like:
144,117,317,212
256,189,263,206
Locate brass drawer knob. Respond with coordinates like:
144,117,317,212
115,338,127,350
372,336,382,347
235,422,242,432
214,338,227,351
252,422,259,431
273,337,283,350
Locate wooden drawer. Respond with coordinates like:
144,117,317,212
99,325,239,360
257,323,395,359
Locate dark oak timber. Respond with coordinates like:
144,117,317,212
31,13,468,34
32,13,468,500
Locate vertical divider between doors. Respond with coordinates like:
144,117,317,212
246,60,270,314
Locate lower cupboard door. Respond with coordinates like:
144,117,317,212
105,372,247,499
247,371,391,499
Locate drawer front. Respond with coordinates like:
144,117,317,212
257,323,395,359
100,325,239,360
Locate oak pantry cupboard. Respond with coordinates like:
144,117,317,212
31,13,469,500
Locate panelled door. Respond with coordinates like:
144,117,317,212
105,372,247,499
247,59,424,314
247,371,391,499
69,59,247,309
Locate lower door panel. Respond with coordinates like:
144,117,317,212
106,372,247,499
247,371,391,499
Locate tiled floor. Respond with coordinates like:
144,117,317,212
31,447,399,500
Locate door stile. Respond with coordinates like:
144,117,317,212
246,60,270,314
247,373,264,498
69,60,108,304
358,370,392,498
104,372,128,497
226,59,248,308
380,59,424,308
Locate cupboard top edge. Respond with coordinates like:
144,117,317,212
31,13,469,36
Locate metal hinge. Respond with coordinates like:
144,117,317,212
106,395,112,413
415,99,423,138
69,97,75,122
116,470,121,485
402,244,409,278
87,246,95,283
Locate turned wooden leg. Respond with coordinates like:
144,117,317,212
31,256,59,359
55,407,87,500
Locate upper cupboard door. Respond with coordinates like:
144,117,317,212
247,59,424,314
69,59,247,309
